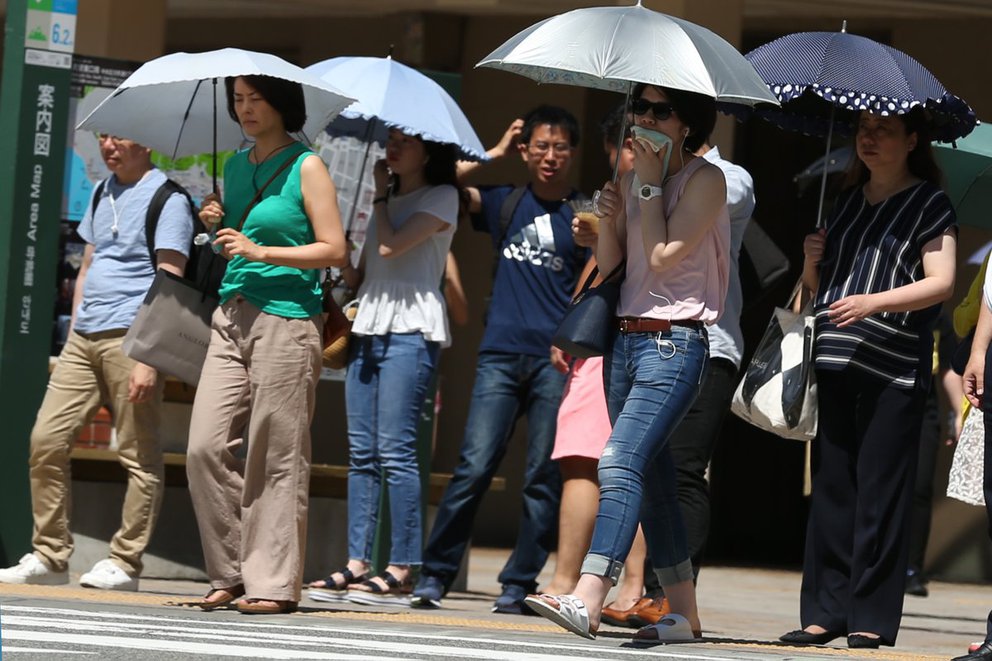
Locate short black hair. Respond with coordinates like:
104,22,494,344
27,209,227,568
521,105,580,147
631,83,716,152
599,103,630,148
225,75,307,134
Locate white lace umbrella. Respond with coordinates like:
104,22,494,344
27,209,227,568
476,1,778,108
77,48,355,187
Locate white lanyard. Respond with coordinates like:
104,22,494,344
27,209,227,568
106,191,123,237
103,171,151,238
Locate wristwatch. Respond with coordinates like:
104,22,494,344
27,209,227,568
638,184,663,201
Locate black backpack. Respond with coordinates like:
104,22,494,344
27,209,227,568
91,178,223,295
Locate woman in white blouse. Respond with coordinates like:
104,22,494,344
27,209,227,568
308,128,461,605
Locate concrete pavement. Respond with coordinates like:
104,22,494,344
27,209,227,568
0,547,989,659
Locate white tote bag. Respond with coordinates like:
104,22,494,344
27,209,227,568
947,406,985,507
731,287,817,441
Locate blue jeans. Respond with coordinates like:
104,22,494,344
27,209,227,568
582,325,708,585
422,351,566,592
345,332,439,565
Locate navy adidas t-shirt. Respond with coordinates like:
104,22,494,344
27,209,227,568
473,184,588,357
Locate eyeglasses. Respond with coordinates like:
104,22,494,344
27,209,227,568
631,99,675,120
527,142,572,156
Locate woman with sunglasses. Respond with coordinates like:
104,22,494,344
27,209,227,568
526,84,729,642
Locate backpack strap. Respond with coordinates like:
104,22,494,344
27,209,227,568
90,179,107,218
490,186,527,281
145,179,196,266
496,186,527,248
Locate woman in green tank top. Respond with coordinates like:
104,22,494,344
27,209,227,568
186,74,347,615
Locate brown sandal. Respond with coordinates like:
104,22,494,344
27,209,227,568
237,598,298,615
198,584,245,611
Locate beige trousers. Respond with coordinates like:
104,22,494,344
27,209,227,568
30,329,165,576
186,296,321,602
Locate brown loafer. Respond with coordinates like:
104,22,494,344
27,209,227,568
628,596,670,627
237,598,298,615
198,585,245,611
601,596,653,628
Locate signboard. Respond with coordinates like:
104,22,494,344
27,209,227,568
0,0,77,564
63,55,138,221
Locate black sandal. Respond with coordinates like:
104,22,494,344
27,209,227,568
306,567,367,603
345,570,413,606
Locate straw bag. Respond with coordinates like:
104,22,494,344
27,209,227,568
322,299,357,370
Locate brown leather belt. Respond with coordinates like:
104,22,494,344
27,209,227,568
617,317,701,333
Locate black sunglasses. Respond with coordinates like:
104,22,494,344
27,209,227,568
631,98,675,120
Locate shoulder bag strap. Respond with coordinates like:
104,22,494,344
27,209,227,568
234,150,301,231
572,260,626,302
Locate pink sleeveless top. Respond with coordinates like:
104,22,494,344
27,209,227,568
617,156,730,324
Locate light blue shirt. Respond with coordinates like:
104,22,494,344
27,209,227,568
75,168,193,333
703,147,755,369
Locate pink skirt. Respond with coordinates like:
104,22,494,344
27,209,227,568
552,356,613,461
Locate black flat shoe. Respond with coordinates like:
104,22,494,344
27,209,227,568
952,641,992,661
779,629,842,645
848,634,882,649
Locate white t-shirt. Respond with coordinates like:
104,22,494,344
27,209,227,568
984,257,992,310
703,147,755,369
351,184,458,346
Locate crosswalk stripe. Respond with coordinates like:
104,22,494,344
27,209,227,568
1,605,747,661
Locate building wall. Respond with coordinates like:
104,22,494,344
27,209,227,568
60,3,992,573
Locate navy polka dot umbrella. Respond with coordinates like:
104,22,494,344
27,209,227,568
742,25,976,225
744,28,977,143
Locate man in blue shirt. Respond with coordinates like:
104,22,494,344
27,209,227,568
0,134,193,592
412,106,589,613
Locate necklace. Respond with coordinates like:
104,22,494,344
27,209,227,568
251,141,297,192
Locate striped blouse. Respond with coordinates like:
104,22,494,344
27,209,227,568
813,181,956,389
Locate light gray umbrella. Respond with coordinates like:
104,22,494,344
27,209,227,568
476,1,778,108
77,48,356,190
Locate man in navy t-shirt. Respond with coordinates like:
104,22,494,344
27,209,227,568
412,106,590,613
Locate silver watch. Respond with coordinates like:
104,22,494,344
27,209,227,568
638,184,663,201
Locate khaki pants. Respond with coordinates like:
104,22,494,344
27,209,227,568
30,329,165,576
187,297,321,602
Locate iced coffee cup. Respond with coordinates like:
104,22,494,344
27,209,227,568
569,199,600,235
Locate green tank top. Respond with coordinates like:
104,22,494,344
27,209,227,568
218,144,321,318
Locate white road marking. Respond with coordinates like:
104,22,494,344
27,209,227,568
2,647,97,655
1,605,745,661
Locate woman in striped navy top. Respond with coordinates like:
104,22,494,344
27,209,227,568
781,108,957,650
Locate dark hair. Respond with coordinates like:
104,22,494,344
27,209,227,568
393,134,470,216
842,108,943,188
631,83,716,152
520,105,580,147
599,103,630,148
225,75,307,134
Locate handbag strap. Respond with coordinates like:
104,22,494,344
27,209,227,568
573,260,625,302
234,149,301,231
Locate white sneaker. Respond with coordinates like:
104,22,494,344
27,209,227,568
0,553,68,585
79,559,138,591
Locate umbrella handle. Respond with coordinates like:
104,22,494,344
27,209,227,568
212,77,219,195
815,104,836,229
345,117,378,242
612,81,634,184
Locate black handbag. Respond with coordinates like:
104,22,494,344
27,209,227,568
552,261,625,358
